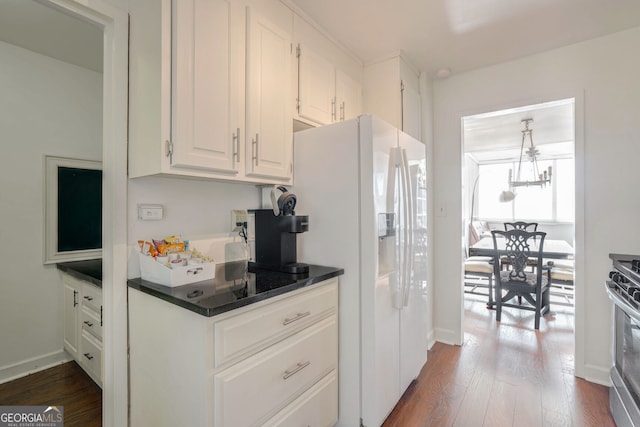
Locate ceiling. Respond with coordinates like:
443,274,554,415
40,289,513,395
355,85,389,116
463,99,575,164
290,0,640,77
0,0,102,72
4,0,639,78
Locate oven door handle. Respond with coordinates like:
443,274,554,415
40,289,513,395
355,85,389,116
605,281,640,323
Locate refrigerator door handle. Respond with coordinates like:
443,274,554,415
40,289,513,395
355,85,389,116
397,148,411,309
400,148,415,307
387,147,403,309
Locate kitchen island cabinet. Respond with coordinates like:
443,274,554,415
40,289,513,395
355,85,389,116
128,262,342,427
129,0,293,184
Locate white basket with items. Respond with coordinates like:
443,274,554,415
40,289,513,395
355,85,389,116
137,236,215,287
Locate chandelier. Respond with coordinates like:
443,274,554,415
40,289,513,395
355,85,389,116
500,118,552,202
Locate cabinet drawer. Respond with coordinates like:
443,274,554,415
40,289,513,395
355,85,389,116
213,316,337,427
213,279,337,367
81,282,102,313
81,306,102,340
80,330,102,384
263,370,337,427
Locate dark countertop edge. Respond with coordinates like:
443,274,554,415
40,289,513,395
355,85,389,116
127,266,344,317
610,253,639,262
57,259,103,288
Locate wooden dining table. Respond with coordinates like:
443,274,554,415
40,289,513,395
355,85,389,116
469,236,574,259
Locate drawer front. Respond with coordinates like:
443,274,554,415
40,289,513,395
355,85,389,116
263,370,338,427
214,316,337,427
213,279,337,367
81,306,102,340
81,282,102,313
80,330,102,384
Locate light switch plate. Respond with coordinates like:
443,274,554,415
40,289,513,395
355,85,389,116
138,204,164,221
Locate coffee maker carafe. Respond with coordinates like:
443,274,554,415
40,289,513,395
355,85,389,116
249,187,309,274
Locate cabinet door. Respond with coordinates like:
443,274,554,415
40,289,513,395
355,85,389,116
63,279,79,358
401,80,421,140
335,70,362,122
245,6,293,181
297,44,335,125
171,0,241,174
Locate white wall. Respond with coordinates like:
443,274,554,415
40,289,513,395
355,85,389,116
432,27,640,384
0,41,102,373
127,177,261,278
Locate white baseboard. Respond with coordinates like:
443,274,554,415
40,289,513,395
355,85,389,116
578,363,612,387
0,350,72,384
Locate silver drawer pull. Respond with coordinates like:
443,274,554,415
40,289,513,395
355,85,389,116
84,296,94,301
84,321,94,327
283,361,310,380
83,353,94,361
282,311,310,326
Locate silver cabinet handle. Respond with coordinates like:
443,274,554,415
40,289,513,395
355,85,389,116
283,361,310,380
83,353,94,361
340,101,345,121
331,97,336,122
252,133,259,166
232,128,240,163
84,296,93,301
84,321,94,327
73,289,78,307
282,311,310,325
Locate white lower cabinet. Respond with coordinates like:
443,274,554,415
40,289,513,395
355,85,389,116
263,370,338,427
61,273,103,387
129,278,339,427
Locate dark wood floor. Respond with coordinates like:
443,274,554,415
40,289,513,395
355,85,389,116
0,361,101,427
383,294,615,427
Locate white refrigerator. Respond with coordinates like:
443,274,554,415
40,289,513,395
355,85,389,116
293,115,428,427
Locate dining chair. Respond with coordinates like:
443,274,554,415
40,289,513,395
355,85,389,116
504,221,539,232
491,229,551,329
545,258,575,306
501,222,539,270
464,256,494,306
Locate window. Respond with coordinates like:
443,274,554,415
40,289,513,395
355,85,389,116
477,158,574,222
44,156,102,264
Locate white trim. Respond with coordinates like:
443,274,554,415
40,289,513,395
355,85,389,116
38,1,129,426
458,91,585,377
0,350,71,385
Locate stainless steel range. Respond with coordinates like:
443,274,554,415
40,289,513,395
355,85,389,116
606,253,640,427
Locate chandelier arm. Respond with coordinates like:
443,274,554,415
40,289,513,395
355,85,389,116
515,130,526,183
528,130,541,180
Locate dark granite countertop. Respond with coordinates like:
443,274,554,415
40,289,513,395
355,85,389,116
127,261,344,317
57,259,102,288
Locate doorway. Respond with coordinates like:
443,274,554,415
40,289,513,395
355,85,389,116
461,98,576,327
0,0,128,425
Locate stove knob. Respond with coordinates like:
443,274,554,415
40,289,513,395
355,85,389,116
628,286,639,297
609,271,619,279
633,292,640,302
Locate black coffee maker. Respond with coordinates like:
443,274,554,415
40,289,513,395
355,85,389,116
249,186,309,274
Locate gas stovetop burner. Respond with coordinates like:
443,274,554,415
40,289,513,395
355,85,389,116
608,255,640,314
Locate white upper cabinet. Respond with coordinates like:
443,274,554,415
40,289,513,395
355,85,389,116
363,54,422,140
129,0,293,185
297,44,335,124
293,15,362,126
171,0,240,175
335,69,362,122
245,5,293,180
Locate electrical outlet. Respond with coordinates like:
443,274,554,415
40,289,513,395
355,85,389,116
231,209,249,232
